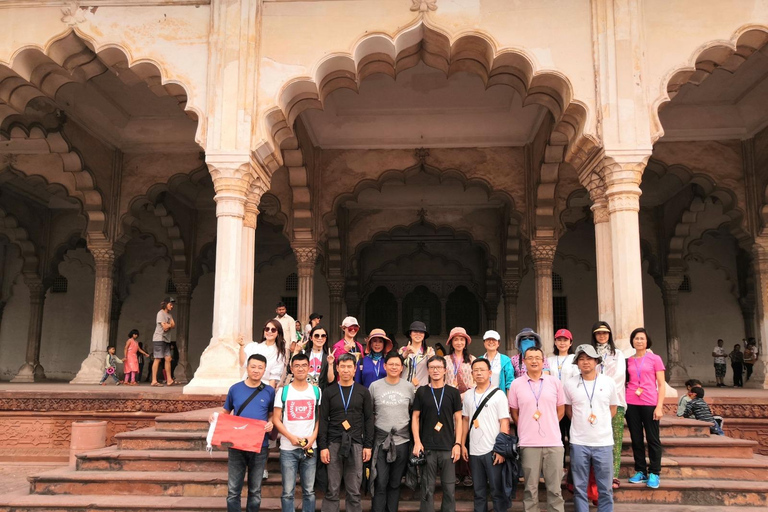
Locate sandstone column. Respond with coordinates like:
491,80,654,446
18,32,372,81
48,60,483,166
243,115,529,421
531,240,557,355
185,159,254,394
748,239,768,388
328,279,345,343
662,273,688,386
603,157,649,352
240,195,259,346
440,298,447,335
294,245,318,328
502,278,520,355
173,278,193,384
71,244,116,384
591,196,615,329
12,276,47,382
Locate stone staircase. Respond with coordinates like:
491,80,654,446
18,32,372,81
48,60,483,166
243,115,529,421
1,409,767,511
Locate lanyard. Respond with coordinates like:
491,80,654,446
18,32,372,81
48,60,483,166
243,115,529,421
555,356,564,380
633,354,647,384
372,358,382,378
580,376,597,410
430,384,445,415
528,378,544,409
339,383,354,415
473,386,490,409
452,355,461,377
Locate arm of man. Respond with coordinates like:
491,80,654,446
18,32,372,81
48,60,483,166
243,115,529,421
451,409,462,463
564,404,572,419
411,409,423,456
557,404,565,421
510,408,519,425
362,389,374,462
493,417,510,465
318,389,331,464
461,416,470,462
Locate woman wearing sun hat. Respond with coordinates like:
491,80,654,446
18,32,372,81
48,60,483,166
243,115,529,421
356,328,394,388
445,326,475,397
398,320,434,387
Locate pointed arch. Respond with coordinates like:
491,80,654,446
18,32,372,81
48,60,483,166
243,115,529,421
0,206,39,275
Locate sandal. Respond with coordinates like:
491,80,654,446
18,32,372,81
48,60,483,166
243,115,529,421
612,478,621,489
167,381,179,386
151,382,164,387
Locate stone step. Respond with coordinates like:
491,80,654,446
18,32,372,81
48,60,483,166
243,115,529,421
114,429,216,451
77,446,768,482
154,409,217,432
620,435,757,459
616,454,768,480
613,478,768,507
5,495,765,512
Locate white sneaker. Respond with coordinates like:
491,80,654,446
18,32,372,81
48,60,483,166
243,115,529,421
263,469,269,480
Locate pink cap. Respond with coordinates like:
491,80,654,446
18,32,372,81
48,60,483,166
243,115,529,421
554,328,573,341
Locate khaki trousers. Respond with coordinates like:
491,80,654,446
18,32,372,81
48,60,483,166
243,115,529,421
520,446,565,512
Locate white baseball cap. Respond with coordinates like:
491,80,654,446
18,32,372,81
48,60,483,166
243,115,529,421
483,330,501,341
341,316,359,328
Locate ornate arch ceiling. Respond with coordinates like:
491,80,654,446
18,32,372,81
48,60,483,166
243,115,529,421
301,61,548,149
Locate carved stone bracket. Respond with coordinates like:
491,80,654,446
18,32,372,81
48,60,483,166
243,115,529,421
410,0,437,13
61,1,86,26
502,279,521,300
328,279,345,298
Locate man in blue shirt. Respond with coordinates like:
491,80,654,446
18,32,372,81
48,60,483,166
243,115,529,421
215,353,275,512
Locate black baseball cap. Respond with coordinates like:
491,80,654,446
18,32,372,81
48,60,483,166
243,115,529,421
309,313,323,321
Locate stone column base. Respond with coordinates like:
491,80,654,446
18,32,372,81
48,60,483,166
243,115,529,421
10,363,46,383
183,339,241,395
667,364,689,387
172,361,192,385
70,351,108,384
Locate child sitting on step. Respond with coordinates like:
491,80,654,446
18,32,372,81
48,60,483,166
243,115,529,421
100,346,123,386
682,386,724,435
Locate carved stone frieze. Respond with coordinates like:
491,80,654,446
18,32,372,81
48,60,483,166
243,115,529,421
61,1,86,26
0,397,222,413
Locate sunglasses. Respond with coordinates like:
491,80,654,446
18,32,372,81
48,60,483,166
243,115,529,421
313,333,328,339
264,327,278,333
345,326,359,331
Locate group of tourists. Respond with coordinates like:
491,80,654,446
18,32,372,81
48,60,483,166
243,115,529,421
216,305,669,512
712,338,759,388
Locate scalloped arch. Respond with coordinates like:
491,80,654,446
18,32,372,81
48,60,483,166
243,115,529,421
0,126,106,241
0,206,39,276
0,30,202,143
255,21,594,247
651,25,768,142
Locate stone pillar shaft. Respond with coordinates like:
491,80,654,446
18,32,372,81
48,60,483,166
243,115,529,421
12,277,47,382
531,241,556,355
662,274,688,386
294,246,318,326
503,279,520,355
592,200,615,328
328,279,345,344
173,279,193,384
748,240,768,388
71,247,116,384
240,199,258,345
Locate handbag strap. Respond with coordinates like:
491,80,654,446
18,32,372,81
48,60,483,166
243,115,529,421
236,382,266,417
470,387,502,425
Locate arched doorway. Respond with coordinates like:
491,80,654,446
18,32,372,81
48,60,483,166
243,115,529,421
402,285,441,336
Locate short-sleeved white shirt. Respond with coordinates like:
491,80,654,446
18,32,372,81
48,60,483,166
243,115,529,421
564,374,617,447
462,385,510,456
713,346,726,365
274,384,321,450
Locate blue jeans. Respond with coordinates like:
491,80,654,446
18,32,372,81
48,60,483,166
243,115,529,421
570,444,613,512
280,448,317,512
227,447,269,512
469,452,507,512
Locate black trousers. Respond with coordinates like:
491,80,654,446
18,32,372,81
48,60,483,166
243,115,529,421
372,442,409,512
732,363,744,387
625,404,662,475
745,363,754,381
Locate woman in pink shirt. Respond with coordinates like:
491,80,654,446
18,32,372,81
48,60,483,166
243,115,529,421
625,328,665,490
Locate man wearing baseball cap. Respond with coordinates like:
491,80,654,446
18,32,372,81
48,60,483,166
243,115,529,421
564,345,618,512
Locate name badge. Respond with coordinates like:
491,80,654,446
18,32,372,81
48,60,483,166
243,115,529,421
342,420,351,430
434,421,443,432
473,419,480,429
635,387,644,396
588,413,597,425
533,410,541,421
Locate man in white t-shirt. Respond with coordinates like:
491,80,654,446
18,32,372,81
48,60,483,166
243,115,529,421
273,353,321,512
712,339,727,387
564,345,618,512
461,358,511,512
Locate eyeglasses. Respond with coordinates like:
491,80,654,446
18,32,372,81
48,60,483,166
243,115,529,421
292,363,309,369
427,365,445,370
313,333,328,339
345,326,359,332
264,327,278,333
524,356,543,362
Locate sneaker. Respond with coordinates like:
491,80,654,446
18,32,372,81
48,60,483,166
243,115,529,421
263,469,269,480
462,476,473,487
646,473,660,489
628,471,647,484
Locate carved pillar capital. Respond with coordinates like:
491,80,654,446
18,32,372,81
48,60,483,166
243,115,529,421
294,246,319,268
328,279,345,299
89,246,116,277
530,240,557,278
591,200,610,224
502,278,521,299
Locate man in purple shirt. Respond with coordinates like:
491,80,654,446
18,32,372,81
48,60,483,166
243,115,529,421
508,346,565,512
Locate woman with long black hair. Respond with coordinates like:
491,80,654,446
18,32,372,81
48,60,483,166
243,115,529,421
301,324,335,391
590,321,626,490
240,318,288,388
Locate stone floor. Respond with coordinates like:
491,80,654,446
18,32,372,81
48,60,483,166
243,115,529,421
0,463,65,495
